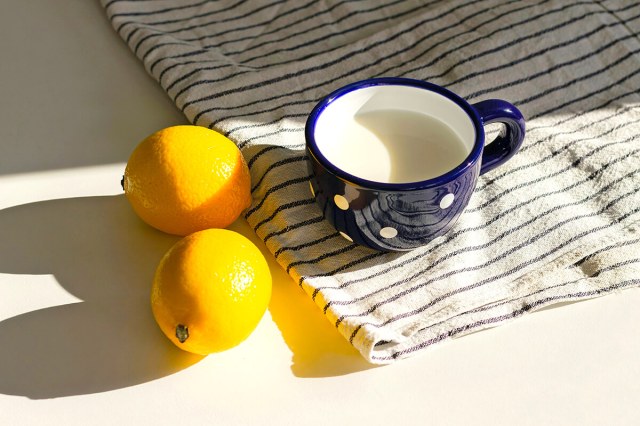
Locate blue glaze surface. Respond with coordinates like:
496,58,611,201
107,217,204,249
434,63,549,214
472,99,526,174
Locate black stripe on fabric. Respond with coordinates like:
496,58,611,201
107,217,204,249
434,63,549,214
393,3,639,87
592,258,640,277
243,144,300,169
222,18,640,138
369,248,640,346
121,1,250,45
250,155,307,192
246,145,284,169
345,197,640,339
183,0,609,118
246,175,312,219
109,0,210,20
208,2,627,131
449,14,640,95
465,32,640,100
159,0,412,82
574,237,640,268
103,0,121,11
212,9,640,137
158,0,390,90
319,145,640,306
262,215,326,245
274,232,341,259
217,104,313,135
159,57,228,87
150,48,214,73
181,0,502,116
247,169,309,215
477,101,639,191
166,0,457,98
237,128,304,150
221,22,636,137
252,197,317,233
189,1,622,125
516,48,640,107
373,278,640,361
305,251,387,291
466,126,640,213
416,243,640,337
531,66,640,119
286,244,360,274
119,0,259,39
225,115,308,138
103,0,149,12
139,2,291,72
211,0,428,56
138,0,316,59
146,43,216,63
188,0,566,122
522,90,638,135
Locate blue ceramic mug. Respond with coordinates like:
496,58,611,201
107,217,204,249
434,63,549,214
305,77,525,252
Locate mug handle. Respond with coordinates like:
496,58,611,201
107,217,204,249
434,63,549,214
471,99,526,175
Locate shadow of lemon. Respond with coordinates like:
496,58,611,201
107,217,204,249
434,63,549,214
227,220,374,377
0,195,202,398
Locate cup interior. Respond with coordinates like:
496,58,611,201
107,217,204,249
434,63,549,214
312,83,477,184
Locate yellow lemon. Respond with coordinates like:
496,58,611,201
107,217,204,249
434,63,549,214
151,229,272,355
123,125,252,236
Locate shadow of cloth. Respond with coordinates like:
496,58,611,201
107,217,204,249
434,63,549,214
0,195,202,399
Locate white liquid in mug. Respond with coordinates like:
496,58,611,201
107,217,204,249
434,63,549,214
324,110,470,183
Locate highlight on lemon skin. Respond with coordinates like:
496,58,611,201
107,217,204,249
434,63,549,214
122,125,252,236
151,229,272,355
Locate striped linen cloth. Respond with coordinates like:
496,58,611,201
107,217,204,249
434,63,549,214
103,0,640,363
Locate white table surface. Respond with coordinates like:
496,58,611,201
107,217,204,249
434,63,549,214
1,1,639,425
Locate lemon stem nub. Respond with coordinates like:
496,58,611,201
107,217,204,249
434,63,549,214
176,324,189,343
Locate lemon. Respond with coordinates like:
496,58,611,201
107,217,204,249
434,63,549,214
123,125,252,236
151,229,272,355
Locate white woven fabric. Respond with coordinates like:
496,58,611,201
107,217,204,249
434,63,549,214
103,0,640,363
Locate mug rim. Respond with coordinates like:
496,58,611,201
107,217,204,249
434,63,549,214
305,77,485,191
